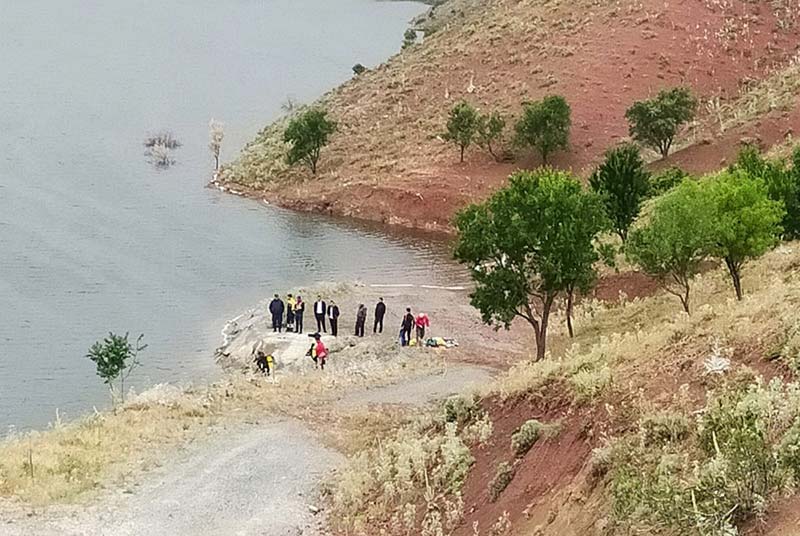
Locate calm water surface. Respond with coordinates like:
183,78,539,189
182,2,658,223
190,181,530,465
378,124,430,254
0,0,465,431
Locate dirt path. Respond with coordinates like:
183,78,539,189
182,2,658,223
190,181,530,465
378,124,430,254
3,365,492,536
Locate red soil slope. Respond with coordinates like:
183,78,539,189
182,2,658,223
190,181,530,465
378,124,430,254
223,0,800,232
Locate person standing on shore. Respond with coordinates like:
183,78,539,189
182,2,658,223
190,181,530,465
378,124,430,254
314,333,328,370
328,300,340,337
314,296,327,333
401,307,414,347
355,304,367,337
415,311,430,345
269,294,285,333
374,297,386,334
286,294,296,332
295,295,305,334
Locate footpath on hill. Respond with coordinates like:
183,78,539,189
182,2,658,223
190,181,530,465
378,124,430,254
2,365,493,536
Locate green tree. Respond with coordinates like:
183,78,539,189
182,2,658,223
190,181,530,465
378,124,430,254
86,333,147,405
514,95,571,165
732,145,800,239
704,170,784,300
284,109,337,175
649,167,689,197
626,181,712,314
454,169,607,359
477,111,506,162
589,143,651,242
442,101,480,163
402,28,417,49
625,87,697,158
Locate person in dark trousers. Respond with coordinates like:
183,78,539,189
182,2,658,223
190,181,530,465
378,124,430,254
401,307,414,346
295,295,305,334
355,304,367,337
269,294,285,333
374,297,386,334
328,300,340,337
253,350,272,376
314,296,327,333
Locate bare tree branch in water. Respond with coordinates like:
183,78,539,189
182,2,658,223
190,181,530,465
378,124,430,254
209,119,224,172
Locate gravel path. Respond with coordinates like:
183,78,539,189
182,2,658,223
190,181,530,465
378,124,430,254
3,366,491,536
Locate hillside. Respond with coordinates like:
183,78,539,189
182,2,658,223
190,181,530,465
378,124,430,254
325,242,800,536
220,0,800,232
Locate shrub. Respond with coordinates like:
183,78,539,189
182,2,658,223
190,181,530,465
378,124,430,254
625,87,697,157
639,411,691,447
649,167,689,197
352,63,367,76
514,95,571,164
488,462,515,502
511,420,543,456
443,394,477,426
589,143,651,242
283,108,337,175
402,28,418,49
86,333,147,405
442,101,480,163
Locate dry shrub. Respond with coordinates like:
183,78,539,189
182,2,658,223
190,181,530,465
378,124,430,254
488,462,514,502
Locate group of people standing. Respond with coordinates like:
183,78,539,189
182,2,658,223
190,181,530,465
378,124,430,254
266,294,428,343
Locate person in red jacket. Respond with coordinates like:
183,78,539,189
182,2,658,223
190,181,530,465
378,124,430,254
314,334,328,370
415,312,430,345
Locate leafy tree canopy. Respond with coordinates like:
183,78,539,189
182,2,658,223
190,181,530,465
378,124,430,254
442,101,480,163
589,143,651,242
284,109,337,175
514,95,571,164
625,87,697,158
454,168,607,360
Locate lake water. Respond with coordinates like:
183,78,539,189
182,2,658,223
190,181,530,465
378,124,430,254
0,0,464,431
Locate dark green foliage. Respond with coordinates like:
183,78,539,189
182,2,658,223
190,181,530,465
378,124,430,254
732,145,800,239
86,333,147,404
511,420,543,456
352,63,367,76
625,180,713,314
488,462,515,502
476,111,506,161
283,109,337,175
625,87,697,157
589,143,651,242
649,167,689,197
442,101,480,162
443,394,477,426
703,170,784,300
402,28,417,49
454,169,607,360
514,95,571,164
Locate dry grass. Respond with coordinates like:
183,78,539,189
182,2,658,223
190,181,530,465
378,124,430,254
0,351,438,506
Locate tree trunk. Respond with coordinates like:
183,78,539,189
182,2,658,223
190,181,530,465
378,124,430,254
460,145,465,163
214,154,220,171
679,284,690,314
566,290,574,338
724,256,743,300
535,295,555,361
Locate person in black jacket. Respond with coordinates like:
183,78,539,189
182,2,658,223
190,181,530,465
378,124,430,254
401,307,414,346
328,300,340,337
374,297,386,334
313,296,327,333
355,304,367,337
269,294,285,333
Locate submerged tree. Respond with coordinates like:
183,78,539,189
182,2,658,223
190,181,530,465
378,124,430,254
86,332,147,406
209,119,224,172
284,109,337,175
454,169,607,360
